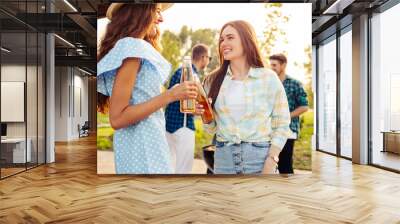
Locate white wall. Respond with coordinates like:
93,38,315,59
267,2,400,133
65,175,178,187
54,67,89,141
72,73,89,138
1,65,29,138
1,65,26,141
55,66,68,141
1,64,46,164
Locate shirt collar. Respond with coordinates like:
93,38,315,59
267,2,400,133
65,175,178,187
226,66,263,78
283,74,292,82
192,64,199,73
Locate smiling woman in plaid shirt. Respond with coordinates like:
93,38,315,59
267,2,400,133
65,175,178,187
201,20,291,174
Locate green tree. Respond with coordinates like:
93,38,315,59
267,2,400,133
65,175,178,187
262,3,289,64
187,28,219,81
161,28,220,82
293,45,313,107
303,45,313,108
179,25,191,45
190,29,217,47
161,30,182,73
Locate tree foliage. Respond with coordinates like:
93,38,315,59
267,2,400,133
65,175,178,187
161,30,182,73
261,3,289,64
303,45,314,108
161,27,219,82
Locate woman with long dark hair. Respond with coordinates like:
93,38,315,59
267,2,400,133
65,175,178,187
97,3,198,174
203,20,291,174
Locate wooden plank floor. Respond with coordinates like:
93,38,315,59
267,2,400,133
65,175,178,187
0,135,400,223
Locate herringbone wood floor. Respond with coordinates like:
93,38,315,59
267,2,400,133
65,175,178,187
1,135,399,223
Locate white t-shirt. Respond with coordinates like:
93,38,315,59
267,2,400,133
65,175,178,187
224,80,246,122
288,130,298,139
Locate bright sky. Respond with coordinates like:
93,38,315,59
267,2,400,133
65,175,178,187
98,3,311,82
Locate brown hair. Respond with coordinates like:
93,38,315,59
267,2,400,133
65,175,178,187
192,43,209,61
205,20,264,108
269,53,287,64
97,3,160,113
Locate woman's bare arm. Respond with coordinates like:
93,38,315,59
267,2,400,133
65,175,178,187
109,58,198,130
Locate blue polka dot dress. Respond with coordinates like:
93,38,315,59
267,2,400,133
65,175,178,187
97,37,173,174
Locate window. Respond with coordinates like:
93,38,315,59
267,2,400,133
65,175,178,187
339,28,352,158
0,1,46,179
371,3,400,171
317,36,337,154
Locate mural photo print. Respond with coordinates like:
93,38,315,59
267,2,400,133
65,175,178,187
96,3,312,175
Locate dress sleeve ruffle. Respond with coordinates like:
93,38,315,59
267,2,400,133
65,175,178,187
97,37,171,96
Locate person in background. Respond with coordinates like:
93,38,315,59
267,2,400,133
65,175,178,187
269,53,309,174
165,44,211,173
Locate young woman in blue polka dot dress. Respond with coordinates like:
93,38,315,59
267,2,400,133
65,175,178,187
97,3,198,174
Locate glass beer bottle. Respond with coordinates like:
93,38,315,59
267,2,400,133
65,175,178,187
180,56,196,113
197,83,214,124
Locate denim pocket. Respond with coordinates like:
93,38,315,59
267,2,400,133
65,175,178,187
214,144,236,174
242,142,270,173
251,142,271,148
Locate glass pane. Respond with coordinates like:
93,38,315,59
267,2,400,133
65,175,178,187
27,0,39,169
340,29,352,158
38,32,45,165
0,1,46,178
27,31,38,169
1,29,27,177
318,37,337,154
371,4,400,171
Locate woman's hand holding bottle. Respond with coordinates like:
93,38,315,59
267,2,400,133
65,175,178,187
193,97,212,116
166,81,198,103
192,82,214,123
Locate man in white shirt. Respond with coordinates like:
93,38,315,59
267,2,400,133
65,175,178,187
165,44,211,173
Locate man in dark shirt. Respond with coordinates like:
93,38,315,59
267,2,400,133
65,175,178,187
165,44,211,173
270,54,309,174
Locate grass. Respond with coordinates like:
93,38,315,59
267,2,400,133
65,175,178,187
97,112,110,125
97,126,114,137
97,136,113,150
97,112,113,151
194,118,214,159
293,110,313,171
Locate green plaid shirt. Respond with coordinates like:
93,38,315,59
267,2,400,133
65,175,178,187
282,75,308,134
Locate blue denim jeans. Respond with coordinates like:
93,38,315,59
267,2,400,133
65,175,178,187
213,140,271,174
